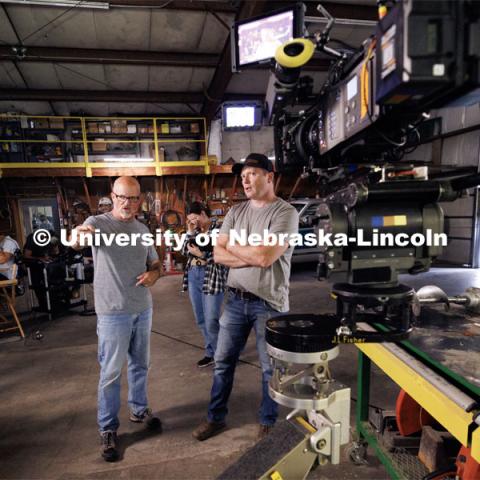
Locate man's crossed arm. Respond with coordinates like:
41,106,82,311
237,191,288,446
214,234,288,269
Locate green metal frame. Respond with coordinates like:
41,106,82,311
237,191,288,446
356,351,408,480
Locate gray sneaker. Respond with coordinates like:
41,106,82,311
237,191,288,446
100,430,118,462
129,408,162,431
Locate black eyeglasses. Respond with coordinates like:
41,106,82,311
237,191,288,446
113,192,140,203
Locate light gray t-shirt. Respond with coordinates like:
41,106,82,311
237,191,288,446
220,198,299,312
84,213,158,315
0,236,19,280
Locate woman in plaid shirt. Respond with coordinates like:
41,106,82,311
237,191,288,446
182,202,228,367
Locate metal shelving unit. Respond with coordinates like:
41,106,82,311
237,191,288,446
0,115,213,177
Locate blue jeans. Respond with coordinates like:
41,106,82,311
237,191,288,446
188,266,223,358
97,307,152,432
207,292,282,426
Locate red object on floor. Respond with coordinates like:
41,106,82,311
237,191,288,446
396,389,435,436
456,446,480,480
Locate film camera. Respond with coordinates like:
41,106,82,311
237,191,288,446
252,0,480,343
230,2,480,469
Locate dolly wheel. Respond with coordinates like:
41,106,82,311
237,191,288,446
347,441,368,465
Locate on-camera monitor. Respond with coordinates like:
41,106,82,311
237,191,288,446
232,4,304,71
239,10,293,66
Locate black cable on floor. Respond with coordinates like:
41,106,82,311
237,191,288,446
150,329,261,369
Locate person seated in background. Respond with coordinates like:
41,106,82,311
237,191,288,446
182,202,228,368
37,214,53,231
72,200,91,227
0,233,20,281
97,196,113,214
23,230,67,312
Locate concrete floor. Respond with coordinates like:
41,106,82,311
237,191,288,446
1,266,478,479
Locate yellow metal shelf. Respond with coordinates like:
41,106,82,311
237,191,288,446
0,114,211,177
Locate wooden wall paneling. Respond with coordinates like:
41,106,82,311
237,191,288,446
9,198,23,246
204,178,208,202
82,178,93,213
288,176,302,200
182,176,187,212
274,173,282,195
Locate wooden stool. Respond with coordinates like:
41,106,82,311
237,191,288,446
0,265,25,339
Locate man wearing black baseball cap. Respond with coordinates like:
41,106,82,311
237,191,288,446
193,152,299,442
231,153,275,175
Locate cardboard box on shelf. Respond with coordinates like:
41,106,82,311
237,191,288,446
111,120,127,133
33,119,49,129
49,118,64,129
87,122,99,133
127,124,137,134
190,122,200,133
91,139,107,152
98,122,110,134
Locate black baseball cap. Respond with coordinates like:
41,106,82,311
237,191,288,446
232,153,274,175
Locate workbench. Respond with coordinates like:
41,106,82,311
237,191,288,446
355,304,480,479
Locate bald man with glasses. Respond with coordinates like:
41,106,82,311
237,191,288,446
72,176,162,462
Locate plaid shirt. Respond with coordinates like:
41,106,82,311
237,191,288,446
181,219,228,295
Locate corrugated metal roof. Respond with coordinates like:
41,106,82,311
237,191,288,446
0,1,376,116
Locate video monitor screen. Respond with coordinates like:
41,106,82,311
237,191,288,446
222,102,263,131
239,10,294,66
231,4,304,71
225,106,255,128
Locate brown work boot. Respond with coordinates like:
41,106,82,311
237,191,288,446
192,420,226,441
257,424,273,441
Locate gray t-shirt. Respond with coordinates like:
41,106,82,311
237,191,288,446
84,213,158,315
220,198,298,312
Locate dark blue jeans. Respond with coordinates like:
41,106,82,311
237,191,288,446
187,265,223,358
207,291,282,426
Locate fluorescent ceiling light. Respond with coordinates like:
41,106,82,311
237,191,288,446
107,157,154,162
1,0,109,9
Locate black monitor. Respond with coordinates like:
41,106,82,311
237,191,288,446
231,3,305,72
222,101,263,131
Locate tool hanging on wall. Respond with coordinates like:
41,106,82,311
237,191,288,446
54,178,68,227
82,178,93,213
163,178,169,212
182,176,187,212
